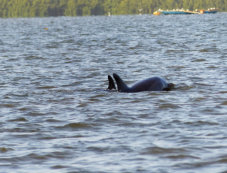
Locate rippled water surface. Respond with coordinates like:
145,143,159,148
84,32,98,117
0,13,227,172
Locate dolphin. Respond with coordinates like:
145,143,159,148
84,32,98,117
110,73,174,92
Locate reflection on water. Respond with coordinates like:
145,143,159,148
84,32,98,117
0,14,227,172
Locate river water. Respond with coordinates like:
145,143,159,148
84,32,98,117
0,13,227,173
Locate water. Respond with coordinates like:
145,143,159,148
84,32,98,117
0,13,227,173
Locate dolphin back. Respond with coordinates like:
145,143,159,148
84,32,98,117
113,73,129,92
130,77,168,92
112,73,174,92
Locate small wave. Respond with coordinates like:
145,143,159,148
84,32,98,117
18,106,30,111
60,39,75,44
45,42,60,49
28,111,46,117
221,101,227,105
57,122,94,129
0,103,17,108
0,147,13,153
199,47,220,53
207,65,218,69
166,154,200,160
46,118,63,122
165,49,186,54
61,81,81,87
174,156,227,169
192,58,206,62
168,65,186,70
51,165,68,169
219,91,227,94
158,103,181,109
199,49,210,53
175,84,194,91
11,152,71,162
8,117,28,122
141,146,186,155
87,146,109,153
37,85,57,89
24,55,45,60
184,120,219,126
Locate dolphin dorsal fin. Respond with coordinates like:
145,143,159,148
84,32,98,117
107,75,116,90
113,73,129,92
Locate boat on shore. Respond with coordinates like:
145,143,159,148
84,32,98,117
153,8,218,15
197,8,218,14
161,10,197,15
153,9,198,15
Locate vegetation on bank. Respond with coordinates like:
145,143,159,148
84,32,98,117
0,0,226,17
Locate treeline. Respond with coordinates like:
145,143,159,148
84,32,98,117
0,0,226,17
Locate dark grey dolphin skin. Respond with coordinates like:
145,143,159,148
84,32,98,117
111,73,174,92
107,75,116,90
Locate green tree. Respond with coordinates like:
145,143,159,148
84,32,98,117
0,0,226,18
65,0,77,16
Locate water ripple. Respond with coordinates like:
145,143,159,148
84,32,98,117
0,14,227,173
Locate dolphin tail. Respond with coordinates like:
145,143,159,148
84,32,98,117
113,73,129,92
164,83,175,91
107,75,116,90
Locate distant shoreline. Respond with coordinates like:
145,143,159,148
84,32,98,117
1,12,226,19
0,0,226,18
